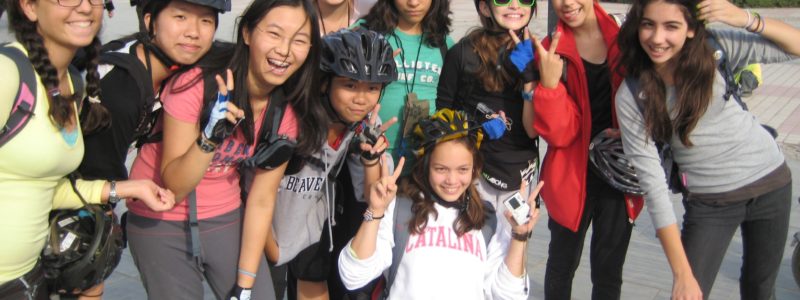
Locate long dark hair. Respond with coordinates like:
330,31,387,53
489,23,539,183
189,0,326,155
6,0,109,132
399,137,486,237
361,0,451,48
616,0,715,146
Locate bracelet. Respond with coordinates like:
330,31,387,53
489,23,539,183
743,10,754,30
521,90,534,102
756,13,766,34
363,208,385,222
238,268,257,278
361,157,380,167
511,231,531,241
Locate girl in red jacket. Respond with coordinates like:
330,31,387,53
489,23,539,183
530,0,637,298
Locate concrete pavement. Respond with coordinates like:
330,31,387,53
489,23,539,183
1,1,799,299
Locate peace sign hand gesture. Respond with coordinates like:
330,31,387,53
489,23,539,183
359,104,397,162
203,69,245,145
532,32,563,89
367,156,406,215
508,29,536,75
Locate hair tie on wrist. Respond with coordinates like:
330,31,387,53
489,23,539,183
238,268,257,278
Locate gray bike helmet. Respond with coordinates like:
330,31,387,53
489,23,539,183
588,129,644,195
320,28,397,84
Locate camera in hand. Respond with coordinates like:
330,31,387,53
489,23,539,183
503,192,530,225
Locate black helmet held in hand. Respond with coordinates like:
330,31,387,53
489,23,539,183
320,28,398,84
588,129,644,196
41,205,124,294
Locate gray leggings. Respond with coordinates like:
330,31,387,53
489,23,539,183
127,208,275,300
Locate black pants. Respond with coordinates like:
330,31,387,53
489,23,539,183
0,262,48,300
544,177,633,300
682,183,791,299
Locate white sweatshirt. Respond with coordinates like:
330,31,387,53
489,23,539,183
338,200,529,300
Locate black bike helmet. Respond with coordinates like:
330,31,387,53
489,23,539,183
42,205,124,294
412,108,485,157
320,28,397,84
588,129,644,195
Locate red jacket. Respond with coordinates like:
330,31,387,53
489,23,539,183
533,3,642,232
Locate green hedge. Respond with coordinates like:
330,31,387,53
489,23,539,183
603,0,800,7
732,0,800,7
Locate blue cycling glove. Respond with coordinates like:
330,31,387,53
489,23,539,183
509,40,535,73
203,91,238,144
482,118,506,140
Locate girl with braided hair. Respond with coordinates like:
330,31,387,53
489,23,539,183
0,0,174,298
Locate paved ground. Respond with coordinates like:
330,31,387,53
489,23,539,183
2,1,799,299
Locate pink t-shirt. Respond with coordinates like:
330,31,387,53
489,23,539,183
128,68,298,221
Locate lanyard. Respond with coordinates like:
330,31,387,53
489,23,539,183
393,32,424,95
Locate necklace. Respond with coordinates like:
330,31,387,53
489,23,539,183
318,0,352,35
393,32,424,95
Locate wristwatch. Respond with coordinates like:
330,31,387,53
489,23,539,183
108,180,122,204
196,135,217,153
521,90,534,102
363,208,385,222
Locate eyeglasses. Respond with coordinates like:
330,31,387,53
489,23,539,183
492,0,536,8
56,0,106,8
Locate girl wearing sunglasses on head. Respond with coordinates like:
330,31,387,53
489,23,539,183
529,0,640,298
615,0,800,298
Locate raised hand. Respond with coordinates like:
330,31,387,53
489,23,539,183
367,155,406,213
533,32,563,89
696,0,748,28
359,104,397,162
203,69,244,145
508,29,536,74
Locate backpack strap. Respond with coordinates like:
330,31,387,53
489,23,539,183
0,45,38,147
384,196,496,298
67,65,85,101
385,196,413,298
99,49,157,142
706,35,748,110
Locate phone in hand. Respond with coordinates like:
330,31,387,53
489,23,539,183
503,192,531,225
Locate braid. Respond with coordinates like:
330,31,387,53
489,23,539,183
11,8,75,129
81,37,111,133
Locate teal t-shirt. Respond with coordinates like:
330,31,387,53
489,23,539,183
380,29,454,165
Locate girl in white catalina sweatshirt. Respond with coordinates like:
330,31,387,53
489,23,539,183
338,109,543,300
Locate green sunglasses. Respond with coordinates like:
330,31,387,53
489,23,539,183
493,0,536,7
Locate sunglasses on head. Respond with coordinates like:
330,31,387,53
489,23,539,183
492,0,536,7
